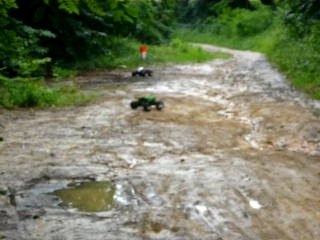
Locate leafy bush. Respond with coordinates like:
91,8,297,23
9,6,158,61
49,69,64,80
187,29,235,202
201,5,274,37
0,1,54,78
284,0,320,36
230,8,273,36
267,26,320,98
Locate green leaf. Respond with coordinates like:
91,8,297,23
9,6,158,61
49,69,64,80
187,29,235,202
58,0,80,14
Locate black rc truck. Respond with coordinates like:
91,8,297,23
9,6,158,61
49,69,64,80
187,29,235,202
132,67,153,77
130,95,164,112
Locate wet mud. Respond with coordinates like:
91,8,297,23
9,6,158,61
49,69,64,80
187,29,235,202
0,44,320,240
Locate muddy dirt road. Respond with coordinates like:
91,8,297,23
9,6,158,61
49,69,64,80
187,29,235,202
1,44,320,240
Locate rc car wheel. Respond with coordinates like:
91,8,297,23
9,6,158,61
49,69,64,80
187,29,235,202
143,105,151,112
132,72,137,77
155,101,164,110
145,70,152,76
130,101,139,109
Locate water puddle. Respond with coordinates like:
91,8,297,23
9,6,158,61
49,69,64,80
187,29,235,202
54,181,115,212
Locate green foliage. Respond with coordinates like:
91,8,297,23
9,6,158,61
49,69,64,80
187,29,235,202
173,2,320,99
170,38,189,52
0,76,55,108
173,4,275,48
52,66,78,80
149,38,230,64
223,7,273,36
58,0,80,14
94,37,227,69
7,0,176,70
0,0,17,21
56,0,105,15
197,5,274,38
1,0,181,78
267,24,320,98
284,0,320,37
0,75,95,108
177,0,254,22
124,0,169,43
0,20,54,78
0,0,182,109
0,0,57,78
74,37,136,69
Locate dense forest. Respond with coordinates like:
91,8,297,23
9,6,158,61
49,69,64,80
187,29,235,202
0,0,319,108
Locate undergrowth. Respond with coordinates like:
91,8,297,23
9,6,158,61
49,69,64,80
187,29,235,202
0,76,95,109
88,37,228,69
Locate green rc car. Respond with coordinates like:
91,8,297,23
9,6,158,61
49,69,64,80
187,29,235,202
130,95,164,112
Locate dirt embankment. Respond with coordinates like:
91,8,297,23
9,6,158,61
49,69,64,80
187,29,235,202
0,44,320,240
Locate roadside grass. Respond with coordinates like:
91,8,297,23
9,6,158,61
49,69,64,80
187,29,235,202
267,35,320,99
0,76,95,109
147,39,231,64
1,38,230,109
173,5,320,100
94,38,230,69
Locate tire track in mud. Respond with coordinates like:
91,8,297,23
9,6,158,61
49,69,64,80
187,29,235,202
0,44,320,240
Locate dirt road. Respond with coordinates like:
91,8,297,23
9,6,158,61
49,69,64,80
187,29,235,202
1,44,320,240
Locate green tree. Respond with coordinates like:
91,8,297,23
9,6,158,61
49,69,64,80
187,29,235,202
9,0,174,67
0,0,54,77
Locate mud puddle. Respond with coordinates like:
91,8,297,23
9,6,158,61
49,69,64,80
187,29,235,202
54,181,115,212
0,44,320,240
